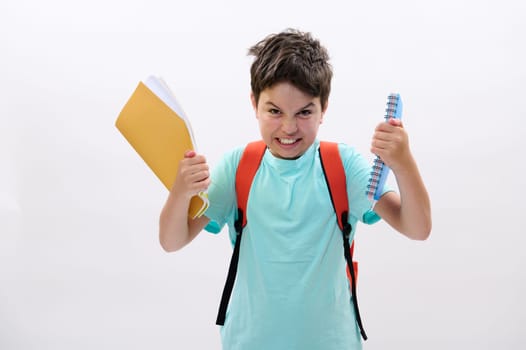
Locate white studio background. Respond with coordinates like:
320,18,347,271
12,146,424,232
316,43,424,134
1,0,524,349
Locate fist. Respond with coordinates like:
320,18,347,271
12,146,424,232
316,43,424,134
370,118,410,171
172,150,211,198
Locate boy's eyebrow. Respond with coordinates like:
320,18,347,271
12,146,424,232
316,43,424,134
264,101,316,111
298,102,315,110
263,101,280,109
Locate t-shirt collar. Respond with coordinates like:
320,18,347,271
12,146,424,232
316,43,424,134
264,139,319,174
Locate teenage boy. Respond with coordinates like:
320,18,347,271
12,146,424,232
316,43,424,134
159,29,431,350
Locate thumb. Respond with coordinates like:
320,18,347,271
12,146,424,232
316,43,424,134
184,150,196,158
388,118,403,127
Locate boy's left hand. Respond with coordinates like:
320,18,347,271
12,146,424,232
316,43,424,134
371,117,432,240
371,118,412,172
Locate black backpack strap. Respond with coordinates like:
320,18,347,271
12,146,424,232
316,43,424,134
319,141,368,341
216,141,266,325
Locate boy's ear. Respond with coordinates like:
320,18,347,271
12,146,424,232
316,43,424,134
322,100,329,114
320,100,329,123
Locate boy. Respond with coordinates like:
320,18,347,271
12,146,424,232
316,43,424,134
159,29,431,350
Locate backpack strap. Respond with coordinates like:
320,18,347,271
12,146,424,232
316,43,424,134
319,141,367,341
216,140,266,326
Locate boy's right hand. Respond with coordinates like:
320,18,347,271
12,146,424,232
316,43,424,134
171,150,210,199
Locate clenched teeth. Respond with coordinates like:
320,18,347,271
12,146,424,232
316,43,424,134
279,138,297,144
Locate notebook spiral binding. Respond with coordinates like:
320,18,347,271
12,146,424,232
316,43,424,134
366,93,403,201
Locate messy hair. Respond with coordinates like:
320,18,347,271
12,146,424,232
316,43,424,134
248,29,333,110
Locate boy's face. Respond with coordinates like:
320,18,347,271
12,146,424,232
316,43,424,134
251,82,326,160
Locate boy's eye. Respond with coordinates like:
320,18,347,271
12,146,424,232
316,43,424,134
269,108,281,115
298,110,312,118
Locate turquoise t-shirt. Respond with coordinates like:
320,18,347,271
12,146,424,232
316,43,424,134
204,139,386,350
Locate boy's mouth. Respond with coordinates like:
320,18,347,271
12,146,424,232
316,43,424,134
277,138,299,145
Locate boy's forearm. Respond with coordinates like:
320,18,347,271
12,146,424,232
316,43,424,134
159,192,193,252
393,156,432,240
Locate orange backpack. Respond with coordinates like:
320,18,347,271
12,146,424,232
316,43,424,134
215,140,368,340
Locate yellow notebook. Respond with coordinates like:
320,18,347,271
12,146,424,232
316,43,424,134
115,76,208,219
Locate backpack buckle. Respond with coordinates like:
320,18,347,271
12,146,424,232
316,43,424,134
234,208,244,235
341,212,352,239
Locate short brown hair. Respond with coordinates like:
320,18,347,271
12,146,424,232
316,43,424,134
248,29,333,110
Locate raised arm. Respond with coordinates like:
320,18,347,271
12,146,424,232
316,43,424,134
371,118,432,240
159,151,211,252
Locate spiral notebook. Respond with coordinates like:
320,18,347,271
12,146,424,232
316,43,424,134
366,93,403,201
115,75,208,219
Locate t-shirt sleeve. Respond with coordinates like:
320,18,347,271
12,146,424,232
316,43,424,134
203,147,243,234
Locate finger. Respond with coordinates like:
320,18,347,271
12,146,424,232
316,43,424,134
375,121,395,132
371,139,392,151
184,150,196,158
188,174,211,193
182,153,207,167
180,161,208,176
198,177,211,191
373,129,398,142
188,168,210,182
388,118,403,127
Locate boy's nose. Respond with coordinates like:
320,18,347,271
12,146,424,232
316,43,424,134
281,117,298,134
